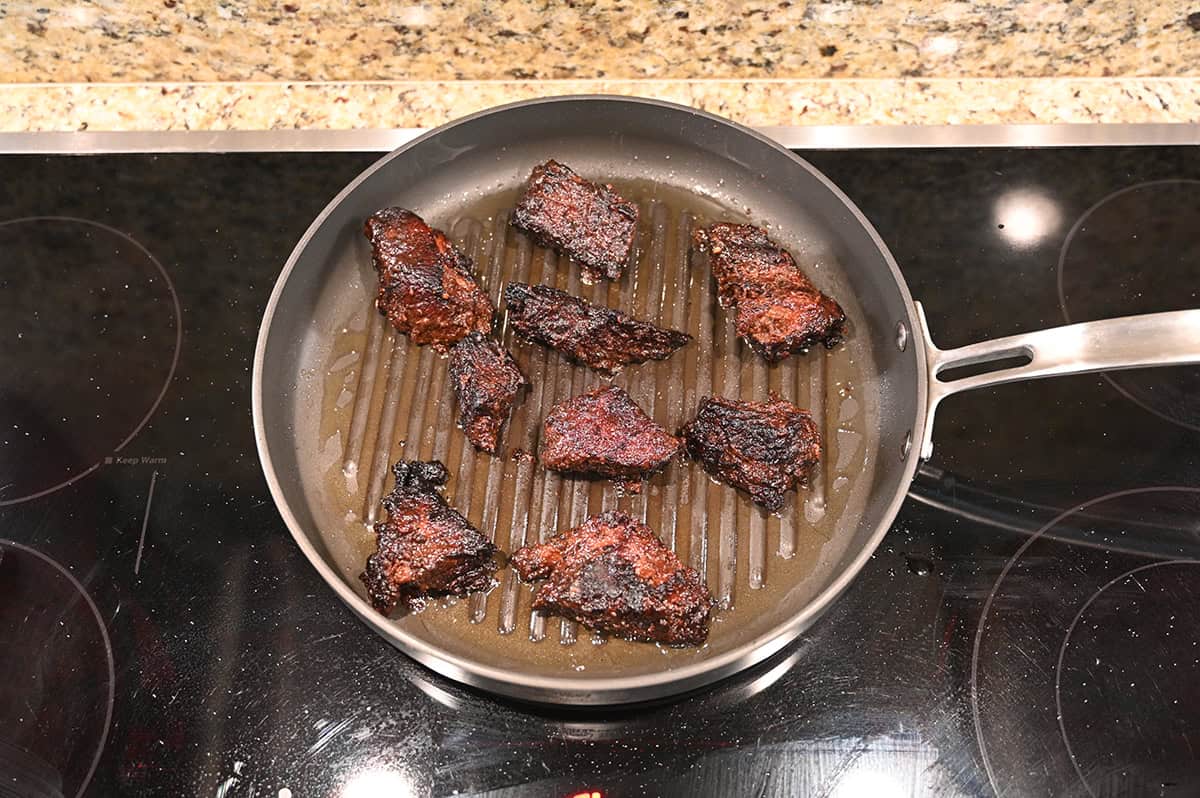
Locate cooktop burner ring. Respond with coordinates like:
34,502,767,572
0,539,116,798
1056,179,1200,433
0,215,182,505
970,485,1200,796
1053,558,1200,798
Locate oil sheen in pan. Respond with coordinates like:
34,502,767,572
313,179,877,673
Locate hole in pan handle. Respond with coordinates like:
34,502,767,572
914,301,1200,459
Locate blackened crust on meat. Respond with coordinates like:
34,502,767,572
681,395,821,512
504,282,690,374
360,459,498,615
539,385,682,492
511,160,639,281
692,223,846,362
510,511,714,645
447,333,528,454
364,207,495,350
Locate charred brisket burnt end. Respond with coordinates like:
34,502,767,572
693,222,846,362
510,510,714,645
539,385,681,492
447,333,528,454
360,460,497,615
682,395,821,512
365,207,495,350
504,282,690,374
511,160,639,281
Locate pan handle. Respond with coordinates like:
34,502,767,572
915,301,1200,459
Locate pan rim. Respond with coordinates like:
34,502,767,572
251,94,928,704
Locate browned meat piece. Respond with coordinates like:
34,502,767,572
360,460,497,615
693,222,846,362
540,385,681,493
447,333,528,454
504,282,690,374
364,207,494,350
511,160,639,281
511,510,714,645
681,395,821,512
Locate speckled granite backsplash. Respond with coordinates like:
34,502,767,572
2,1,1199,130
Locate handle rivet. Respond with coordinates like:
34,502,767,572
901,430,912,458
896,322,909,352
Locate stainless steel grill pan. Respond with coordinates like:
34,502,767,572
253,96,1200,704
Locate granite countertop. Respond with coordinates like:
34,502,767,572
2,1,1199,131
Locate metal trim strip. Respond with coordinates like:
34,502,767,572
0,124,1197,154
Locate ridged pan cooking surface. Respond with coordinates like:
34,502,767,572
306,178,878,674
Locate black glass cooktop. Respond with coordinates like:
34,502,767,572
2,145,1198,798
